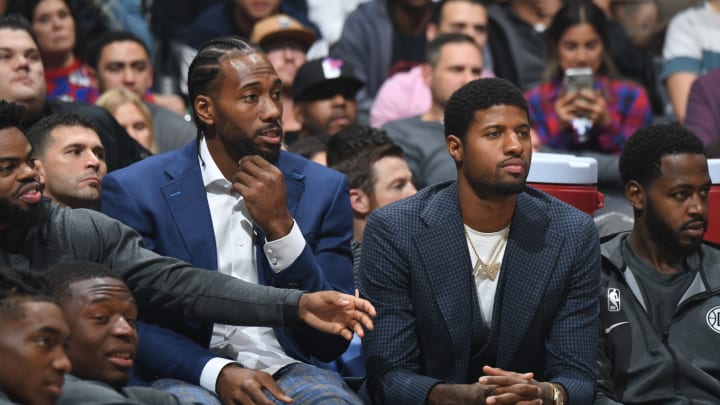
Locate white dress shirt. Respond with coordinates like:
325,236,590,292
198,139,306,392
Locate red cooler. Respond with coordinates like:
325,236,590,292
705,159,720,244
527,153,604,216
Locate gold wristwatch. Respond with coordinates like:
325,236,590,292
548,382,564,405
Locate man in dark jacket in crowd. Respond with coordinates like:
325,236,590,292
597,124,720,403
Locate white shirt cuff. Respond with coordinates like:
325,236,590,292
263,220,305,273
199,357,238,393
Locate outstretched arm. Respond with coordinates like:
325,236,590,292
61,208,374,335
298,291,375,340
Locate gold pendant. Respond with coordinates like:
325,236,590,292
473,261,500,281
485,262,500,281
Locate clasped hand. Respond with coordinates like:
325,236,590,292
479,366,548,405
555,88,609,130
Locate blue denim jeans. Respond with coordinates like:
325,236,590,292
153,362,362,404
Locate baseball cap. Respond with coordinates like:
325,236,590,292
292,57,365,102
250,14,317,52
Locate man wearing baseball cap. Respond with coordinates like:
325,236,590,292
286,57,364,146
251,14,317,134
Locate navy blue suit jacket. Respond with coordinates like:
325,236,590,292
101,142,354,385
359,182,600,404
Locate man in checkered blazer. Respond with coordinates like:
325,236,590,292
359,77,600,405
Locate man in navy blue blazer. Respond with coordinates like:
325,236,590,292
101,36,359,404
360,78,600,404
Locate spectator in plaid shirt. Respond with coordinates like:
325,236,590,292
524,0,651,157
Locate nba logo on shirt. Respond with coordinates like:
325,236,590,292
607,288,620,312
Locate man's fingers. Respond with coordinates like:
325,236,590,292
242,389,272,405
257,375,292,404
238,155,278,178
352,296,377,317
301,292,375,339
482,365,533,379
337,294,376,327
232,171,254,193
238,155,268,169
485,385,542,405
339,327,353,341
354,308,374,331
487,383,541,397
487,393,542,405
480,376,529,387
350,319,365,338
224,390,253,405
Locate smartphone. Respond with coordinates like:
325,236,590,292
564,67,594,93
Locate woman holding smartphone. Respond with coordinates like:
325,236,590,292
524,0,652,155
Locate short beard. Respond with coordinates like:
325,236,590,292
493,179,527,196
646,197,702,256
0,198,43,228
222,123,282,165
226,128,281,164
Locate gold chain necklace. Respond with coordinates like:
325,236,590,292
464,227,507,281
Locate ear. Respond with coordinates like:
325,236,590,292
426,23,438,42
293,103,304,126
422,63,432,87
446,134,464,164
349,188,371,216
34,159,47,185
147,65,154,88
625,180,644,211
194,95,215,127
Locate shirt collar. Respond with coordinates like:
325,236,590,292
199,137,232,190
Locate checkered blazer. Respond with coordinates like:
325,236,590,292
359,181,600,404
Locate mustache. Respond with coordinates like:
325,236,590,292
14,180,42,198
498,155,529,169
256,122,283,135
681,216,707,230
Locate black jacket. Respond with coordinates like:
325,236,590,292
597,232,720,404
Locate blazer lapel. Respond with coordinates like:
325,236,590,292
417,184,480,372
494,192,562,367
160,143,218,270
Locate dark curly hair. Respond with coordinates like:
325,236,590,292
327,125,403,194
0,100,25,131
44,261,124,301
619,124,706,186
0,13,38,47
86,30,149,69
444,78,528,142
326,125,395,167
26,112,99,158
0,267,54,322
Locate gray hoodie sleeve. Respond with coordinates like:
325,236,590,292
51,206,303,327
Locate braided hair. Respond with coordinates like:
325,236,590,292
187,36,261,140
